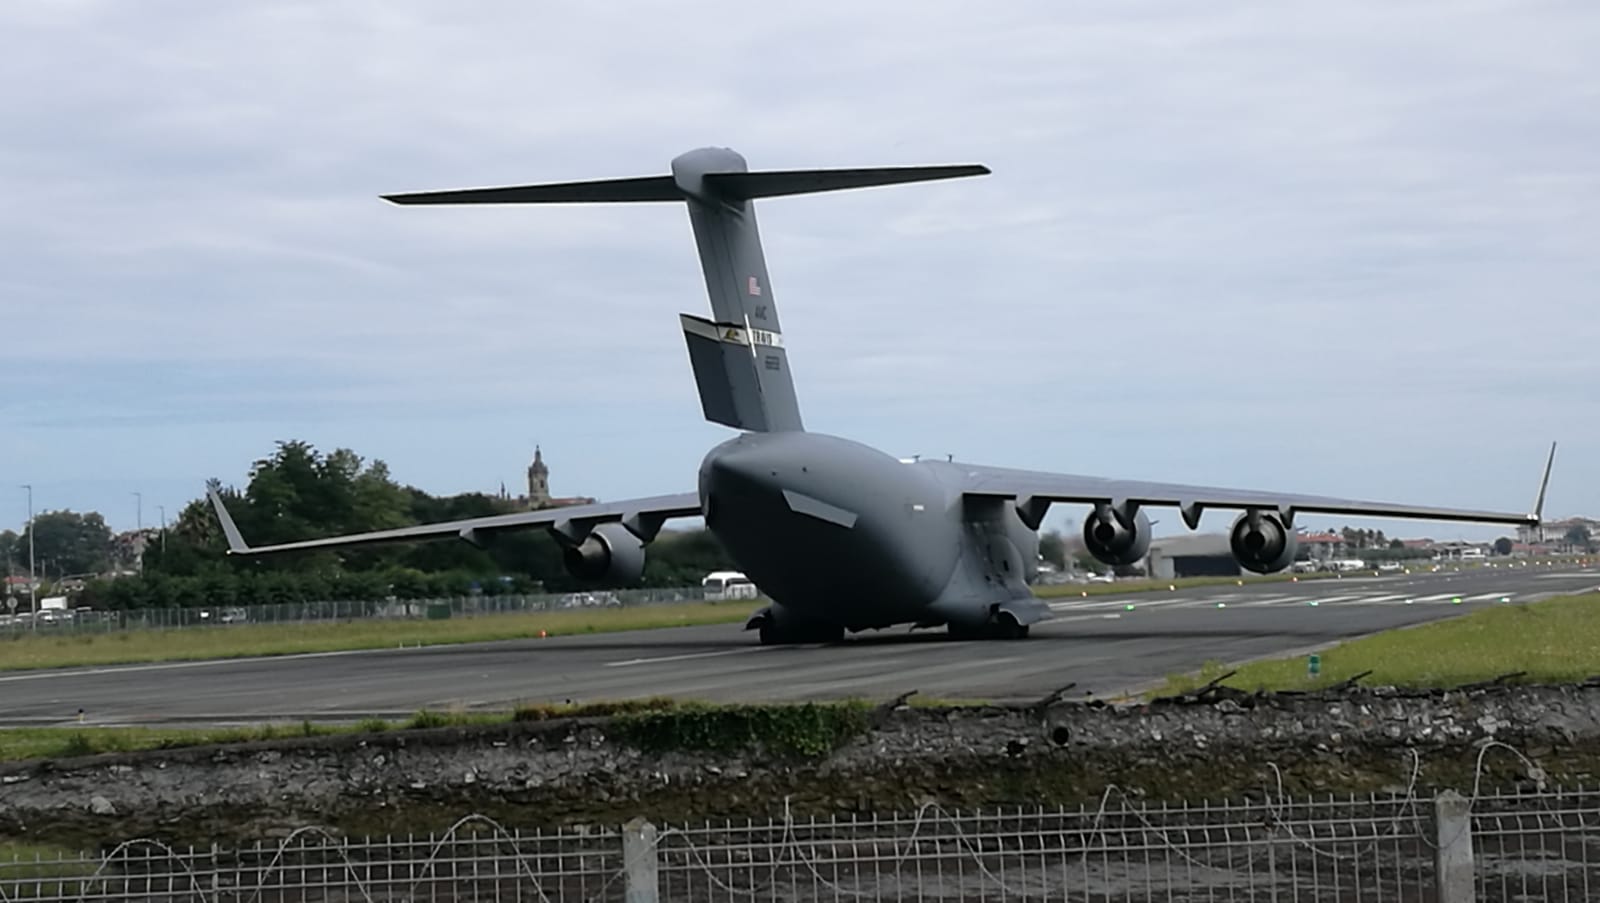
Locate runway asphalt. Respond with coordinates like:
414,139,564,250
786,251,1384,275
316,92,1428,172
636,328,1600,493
2,565,1596,728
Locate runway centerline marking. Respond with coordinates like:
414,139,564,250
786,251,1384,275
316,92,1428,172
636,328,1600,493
605,648,772,668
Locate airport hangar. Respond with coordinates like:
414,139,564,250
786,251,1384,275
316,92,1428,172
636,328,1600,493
1144,533,1244,579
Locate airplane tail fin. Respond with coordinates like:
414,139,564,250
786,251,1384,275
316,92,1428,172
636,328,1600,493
384,147,990,433
1531,441,1557,527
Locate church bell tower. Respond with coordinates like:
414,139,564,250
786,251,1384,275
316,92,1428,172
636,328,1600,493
527,445,551,508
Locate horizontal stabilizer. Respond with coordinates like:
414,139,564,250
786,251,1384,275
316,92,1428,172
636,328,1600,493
381,164,989,207
702,165,990,200
382,175,682,206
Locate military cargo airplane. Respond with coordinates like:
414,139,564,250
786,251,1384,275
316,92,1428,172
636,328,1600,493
206,146,1555,644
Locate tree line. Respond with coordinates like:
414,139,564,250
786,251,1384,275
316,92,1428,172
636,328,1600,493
11,441,742,610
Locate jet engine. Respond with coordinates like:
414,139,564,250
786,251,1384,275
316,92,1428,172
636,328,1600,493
1082,503,1152,566
1229,510,1298,574
561,522,646,584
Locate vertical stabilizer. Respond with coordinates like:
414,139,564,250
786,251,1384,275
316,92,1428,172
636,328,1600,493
671,147,803,432
382,146,990,434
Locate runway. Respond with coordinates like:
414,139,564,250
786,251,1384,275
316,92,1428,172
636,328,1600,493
2,565,1595,728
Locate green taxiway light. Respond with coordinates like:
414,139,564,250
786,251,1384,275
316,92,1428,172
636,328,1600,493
1216,602,1226,608
1308,600,1319,606
1451,597,1462,604
1124,604,1135,611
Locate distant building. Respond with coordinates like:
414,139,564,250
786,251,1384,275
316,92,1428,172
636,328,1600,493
496,446,597,511
1146,533,1240,580
110,529,153,574
1297,531,1346,561
1519,516,1598,545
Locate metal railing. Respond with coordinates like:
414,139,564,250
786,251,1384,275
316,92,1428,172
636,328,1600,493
5,786,1597,901
1473,786,1600,902
0,585,726,636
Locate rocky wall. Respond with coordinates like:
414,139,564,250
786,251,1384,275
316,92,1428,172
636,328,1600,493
5,683,1600,847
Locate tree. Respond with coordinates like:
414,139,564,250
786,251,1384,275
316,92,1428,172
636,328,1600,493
1565,524,1593,552
1038,530,1067,569
0,529,17,573
115,439,753,607
1389,538,1404,550
20,511,113,576
1493,536,1514,556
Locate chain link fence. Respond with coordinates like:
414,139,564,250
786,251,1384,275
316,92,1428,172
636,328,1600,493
4,786,1596,901
0,585,725,636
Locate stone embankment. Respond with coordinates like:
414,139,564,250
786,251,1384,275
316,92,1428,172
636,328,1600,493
5,682,1599,846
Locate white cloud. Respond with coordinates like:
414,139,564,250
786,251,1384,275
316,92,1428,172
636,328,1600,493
1,0,1597,535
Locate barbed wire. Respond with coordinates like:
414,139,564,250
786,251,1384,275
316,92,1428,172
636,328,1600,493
0,812,613,903
3,745,1595,903
643,739,1576,897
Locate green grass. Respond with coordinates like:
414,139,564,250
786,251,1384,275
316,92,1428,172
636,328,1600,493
0,601,759,672
0,698,868,764
0,719,343,762
1150,591,1600,697
0,706,575,763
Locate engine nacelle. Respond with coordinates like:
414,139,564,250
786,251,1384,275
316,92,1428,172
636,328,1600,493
561,522,646,584
1082,504,1152,566
1229,511,1299,574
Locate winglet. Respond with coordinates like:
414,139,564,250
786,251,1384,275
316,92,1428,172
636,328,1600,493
1531,441,1557,525
205,479,251,554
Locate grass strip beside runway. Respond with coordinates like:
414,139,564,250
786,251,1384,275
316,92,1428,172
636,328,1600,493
0,698,877,764
1152,591,1600,696
0,601,757,672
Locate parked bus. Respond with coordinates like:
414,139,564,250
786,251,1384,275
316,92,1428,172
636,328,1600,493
702,571,759,601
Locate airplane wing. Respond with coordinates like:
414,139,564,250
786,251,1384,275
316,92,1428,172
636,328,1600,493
204,481,703,556
959,442,1555,531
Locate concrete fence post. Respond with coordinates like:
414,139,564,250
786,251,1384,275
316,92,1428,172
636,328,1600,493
623,816,660,903
1433,789,1475,903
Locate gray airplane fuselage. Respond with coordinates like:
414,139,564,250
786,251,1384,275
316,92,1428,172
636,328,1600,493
698,430,1040,632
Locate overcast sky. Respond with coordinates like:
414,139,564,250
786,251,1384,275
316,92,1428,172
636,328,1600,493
2,0,1595,543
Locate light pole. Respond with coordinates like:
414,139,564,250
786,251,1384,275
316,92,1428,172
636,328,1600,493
21,484,35,622
157,505,166,554
132,491,142,532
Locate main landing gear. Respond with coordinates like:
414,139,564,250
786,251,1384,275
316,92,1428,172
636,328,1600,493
946,611,1031,641
747,605,847,645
